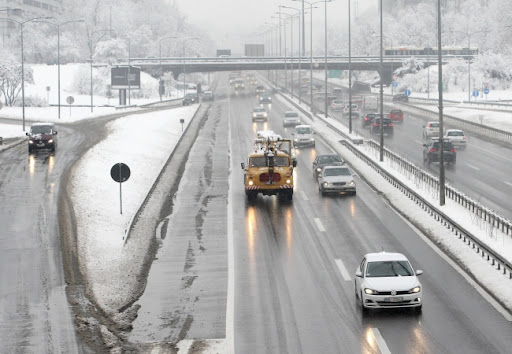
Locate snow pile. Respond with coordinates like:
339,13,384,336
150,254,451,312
69,106,197,309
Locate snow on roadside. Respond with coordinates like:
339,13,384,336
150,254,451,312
69,105,198,310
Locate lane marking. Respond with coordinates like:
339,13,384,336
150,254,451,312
371,328,391,354
395,205,512,322
300,190,309,201
465,163,480,171
335,259,352,281
504,181,512,188
470,144,512,163
314,217,325,232
226,101,235,354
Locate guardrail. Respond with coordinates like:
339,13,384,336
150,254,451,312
264,74,512,279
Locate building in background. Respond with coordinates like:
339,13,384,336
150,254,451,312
1,0,62,45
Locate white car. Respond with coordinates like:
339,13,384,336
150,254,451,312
283,111,301,127
292,124,315,148
342,103,359,116
355,252,423,313
317,165,356,195
251,107,268,121
444,129,467,148
423,121,440,138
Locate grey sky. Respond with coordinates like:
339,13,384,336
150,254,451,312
176,0,377,54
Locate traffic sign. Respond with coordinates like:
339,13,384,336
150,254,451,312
483,88,489,95
328,70,342,78
472,90,479,97
111,163,131,183
66,96,74,104
404,89,411,96
392,81,398,87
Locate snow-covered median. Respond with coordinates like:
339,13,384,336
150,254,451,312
69,106,198,310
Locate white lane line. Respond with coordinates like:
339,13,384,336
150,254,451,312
465,163,480,171
300,190,309,201
505,181,512,188
314,217,325,232
226,105,235,354
371,328,392,354
335,259,352,281
471,144,512,163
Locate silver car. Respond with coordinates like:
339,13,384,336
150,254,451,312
317,165,356,196
283,111,301,127
444,129,467,148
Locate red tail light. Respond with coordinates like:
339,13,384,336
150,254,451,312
429,148,438,152
388,123,393,127
450,149,456,152
373,123,379,127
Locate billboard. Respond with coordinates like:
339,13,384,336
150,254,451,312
111,66,141,89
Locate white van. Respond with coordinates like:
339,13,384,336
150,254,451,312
363,96,378,110
292,125,315,148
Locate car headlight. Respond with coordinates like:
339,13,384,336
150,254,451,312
409,286,421,294
252,114,256,118
316,167,321,172
29,140,34,144
364,288,378,295
310,138,315,141
323,182,330,187
348,180,355,186
48,139,53,144
294,138,299,142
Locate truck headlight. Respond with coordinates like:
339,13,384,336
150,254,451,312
248,180,254,186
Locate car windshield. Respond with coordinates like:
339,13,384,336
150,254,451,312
285,112,298,117
324,167,350,177
391,110,402,114
185,94,195,98
253,108,265,112
365,261,414,277
432,141,454,149
296,127,312,134
447,131,464,136
31,126,52,134
318,156,342,164
429,123,440,128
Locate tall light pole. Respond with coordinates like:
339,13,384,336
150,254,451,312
437,0,445,206
280,10,299,97
282,5,306,102
323,0,333,118
451,29,488,102
348,0,352,133
379,0,384,161
159,35,177,101
181,37,200,97
0,16,51,131
38,19,84,119
89,29,111,112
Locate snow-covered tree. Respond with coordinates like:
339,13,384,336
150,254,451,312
0,50,34,106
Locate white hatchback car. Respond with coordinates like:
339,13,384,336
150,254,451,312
444,129,467,149
423,121,440,138
355,252,423,313
283,111,301,127
292,125,315,148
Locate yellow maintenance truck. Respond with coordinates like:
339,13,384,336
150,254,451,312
241,131,296,202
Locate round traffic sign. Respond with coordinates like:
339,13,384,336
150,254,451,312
483,88,489,95
392,81,398,87
472,90,479,97
110,163,131,183
66,96,74,104
404,89,411,96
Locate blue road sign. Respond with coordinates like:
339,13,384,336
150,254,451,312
392,81,398,87
483,88,489,95
473,90,479,97
404,89,411,96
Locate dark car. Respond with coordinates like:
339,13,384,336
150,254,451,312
423,138,456,165
255,85,266,94
27,122,58,153
388,109,404,123
259,92,272,104
361,113,376,127
392,93,409,102
370,117,394,136
183,93,198,105
312,154,344,179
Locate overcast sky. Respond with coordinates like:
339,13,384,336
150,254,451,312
176,0,377,54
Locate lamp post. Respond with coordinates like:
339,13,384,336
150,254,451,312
451,29,488,102
323,0,333,118
279,10,298,97
38,19,84,119
282,5,305,103
159,35,177,101
379,0,384,161
89,29,111,112
437,0,445,206
182,37,200,97
348,0,352,133
0,16,52,131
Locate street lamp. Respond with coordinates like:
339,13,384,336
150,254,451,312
450,29,488,102
323,0,334,118
279,10,298,97
0,16,52,131
89,29,111,112
37,19,85,119
181,37,200,97
293,0,322,111
159,35,177,101
281,5,305,103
